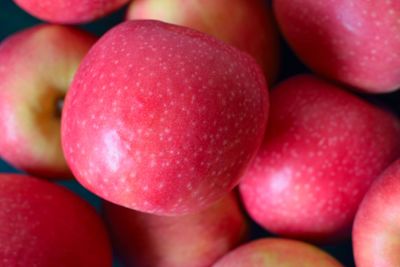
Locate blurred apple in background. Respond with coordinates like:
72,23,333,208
13,0,130,24
0,25,96,179
104,193,247,267
126,0,280,85
274,0,400,93
353,159,400,267
213,238,344,267
240,75,400,243
62,20,269,216
0,173,112,266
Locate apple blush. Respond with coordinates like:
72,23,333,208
0,173,111,266
239,75,400,243
13,0,130,24
104,193,247,267
62,20,269,216
212,238,343,267
353,159,400,267
0,25,96,179
274,0,400,93
126,0,280,85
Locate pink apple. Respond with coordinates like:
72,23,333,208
61,20,269,216
0,173,111,266
104,193,247,267
126,0,280,84
13,0,130,24
353,159,400,267
239,75,400,243
274,0,400,93
213,238,343,267
0,24,96,179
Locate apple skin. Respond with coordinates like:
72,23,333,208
212,238,343,267
0,173,112,266
104,193,247,267
0,24,96,179
126,0,280,85
353,159,400,267
239,75,400,243
13,0,129,24
61,20,269,216
274,0,400,93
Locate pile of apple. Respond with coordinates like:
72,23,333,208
0,0,399,266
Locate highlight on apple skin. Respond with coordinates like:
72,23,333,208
13,0,130,24
0,24,96,179
0,173,112,266
212,238,344,267
104,193,248,267
126,0,280,85
239,75,400,243
353,159,400,267
62,20,269,216
274,0,400,93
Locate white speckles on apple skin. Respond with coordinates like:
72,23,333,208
127,0,280,85
62,20,269,216
274,0,400,93
240,75,400,243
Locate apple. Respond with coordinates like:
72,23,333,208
274,0,400,93
0,173,111,266
353,159,400,267
239,75,400,243
104,193,247,267
0,24,96,179
13,0,130,24
61,20,268,216
212,238,343,267
126,0,280,85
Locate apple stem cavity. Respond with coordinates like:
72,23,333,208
56,96,64,118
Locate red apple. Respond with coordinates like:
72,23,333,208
239,75,400,243
126,0,280,85
104,193,247,267
213,238,343,267
0,24,96,179
274,0,400,93
62,20,269,216
353,159,400,267
13,0,129,24
0,173,111,266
